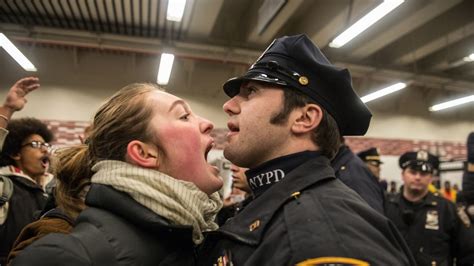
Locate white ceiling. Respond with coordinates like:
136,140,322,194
1,0,473,120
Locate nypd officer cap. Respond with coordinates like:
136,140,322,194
223,34,372,136
399,150,439,173
357,147,383,165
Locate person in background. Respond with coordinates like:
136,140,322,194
357,147,383,180
216,164,250,226
385,150,474,265
12,83,223,265
0,77,53,265
441,180,456,202
332,142,385,213
452,183,459,193
7,146,91,263
389,180,398,195
455,132,474,265
198,34,414,265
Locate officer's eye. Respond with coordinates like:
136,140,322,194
244,86,257,96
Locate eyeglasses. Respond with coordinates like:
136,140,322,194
21,141,52,152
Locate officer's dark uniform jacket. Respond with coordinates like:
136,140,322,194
199,154,415,266
12,184,196,266
332,145,385,214
385,190,474,266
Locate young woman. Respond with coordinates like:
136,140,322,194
11,83,223,265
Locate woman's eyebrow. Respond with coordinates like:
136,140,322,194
168,100,187,112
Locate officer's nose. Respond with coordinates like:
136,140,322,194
223,97,241,116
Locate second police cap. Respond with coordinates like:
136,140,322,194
223,34,372,136
399,150,440,173
357,147,383,165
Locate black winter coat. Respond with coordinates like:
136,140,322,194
331,145,385,213
198,155,415,266
12,184,197,266
0,174,47,264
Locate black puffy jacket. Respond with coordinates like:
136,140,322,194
12,184,196,266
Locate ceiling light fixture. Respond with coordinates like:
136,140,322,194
462,53,474,62
157,53,175,85
360,82,407,103
0,33,37,71
167,0,187,22
429,95,474,112
329,0,405,48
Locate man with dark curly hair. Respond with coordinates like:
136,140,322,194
0,77,54,264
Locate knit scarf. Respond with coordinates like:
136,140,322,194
91,160,222,244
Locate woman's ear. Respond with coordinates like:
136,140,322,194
10,153,21,162
291,104,323,134
126,140,159,168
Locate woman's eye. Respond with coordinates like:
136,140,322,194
180,114,190,120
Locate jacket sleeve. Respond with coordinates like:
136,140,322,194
11,233,91,266
0,128,8,152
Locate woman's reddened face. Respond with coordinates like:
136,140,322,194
147,91,223,194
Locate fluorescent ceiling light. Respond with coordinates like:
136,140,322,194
429,95,474,112
329,0,405,48
157,53,175,85
361,82,407,103
463,53,474,62
0,33,37,71
167,0,186,22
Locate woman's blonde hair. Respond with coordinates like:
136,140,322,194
54,83,162,218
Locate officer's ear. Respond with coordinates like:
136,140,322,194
291,103,323,134
126,140,160,168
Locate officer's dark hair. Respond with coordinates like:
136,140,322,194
0,118,53,167
270,88,341,159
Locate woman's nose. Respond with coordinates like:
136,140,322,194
199,117,214,134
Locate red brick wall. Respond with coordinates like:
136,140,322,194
45,120,467,161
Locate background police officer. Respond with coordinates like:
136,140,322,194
385,150,474,266
357,147,383,180
332,143,385,213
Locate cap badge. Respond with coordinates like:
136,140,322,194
298,76,309,85
417,150,428,161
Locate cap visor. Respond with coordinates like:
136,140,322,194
223,72,288,97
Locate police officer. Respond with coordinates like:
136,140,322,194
332,144,384,213
456,132,474,265
357,147,383,179
198,34,414,265
385,150,474,266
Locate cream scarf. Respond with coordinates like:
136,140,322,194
91,160,222,244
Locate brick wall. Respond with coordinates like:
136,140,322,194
46,120,467,161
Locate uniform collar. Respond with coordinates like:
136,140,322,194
216,155,335,245
245,151,321,198
390,189,439,207
331,145,353,172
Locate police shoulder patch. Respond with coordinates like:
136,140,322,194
296,257,369,266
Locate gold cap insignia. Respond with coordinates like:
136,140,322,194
299,76,309,85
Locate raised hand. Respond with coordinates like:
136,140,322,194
3,77,40,112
